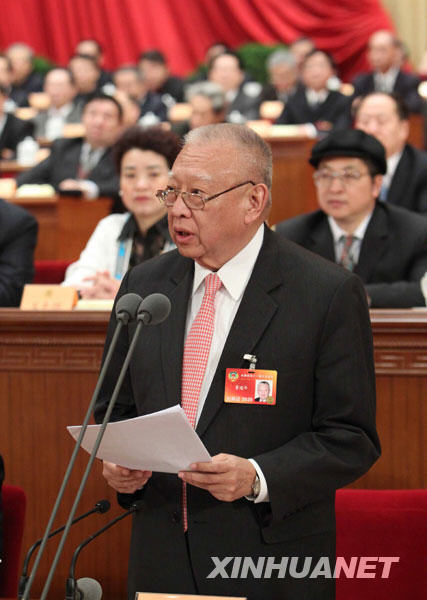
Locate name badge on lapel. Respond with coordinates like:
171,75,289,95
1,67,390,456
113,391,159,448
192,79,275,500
224,368,277,405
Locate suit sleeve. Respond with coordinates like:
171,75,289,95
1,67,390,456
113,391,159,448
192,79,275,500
0,209,38,306
253,274,380,524
16,151,53,186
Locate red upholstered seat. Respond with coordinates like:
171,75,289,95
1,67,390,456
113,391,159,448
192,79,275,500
336,489,427,600
0,484,26,597
33,260,72,284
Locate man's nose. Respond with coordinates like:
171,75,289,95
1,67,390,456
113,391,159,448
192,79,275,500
170,192,192,218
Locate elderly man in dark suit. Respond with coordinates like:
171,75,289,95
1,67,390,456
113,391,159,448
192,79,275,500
352,30,422,113
95,123,379,600
276,129,427,308
354,92,427,213
0,198,37,306
17,93,122,200
0,84,33,158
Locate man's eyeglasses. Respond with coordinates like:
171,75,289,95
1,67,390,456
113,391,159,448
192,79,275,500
156,180,255,210
313,169,371,187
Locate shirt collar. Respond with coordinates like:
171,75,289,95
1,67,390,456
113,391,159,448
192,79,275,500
328,212,373,243
48,103,73,118
192,224,265,301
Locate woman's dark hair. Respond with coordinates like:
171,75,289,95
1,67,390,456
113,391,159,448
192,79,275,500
113,125,182,171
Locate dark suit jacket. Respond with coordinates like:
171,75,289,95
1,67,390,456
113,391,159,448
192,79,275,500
140,91,168,121
352,70,422,113
0,198,37,306
0,113,34,154
386,144,427,213
227,82,263,121
16,137,119,198
276,86,351,131
157,76,185,103
276,202,427,308
95,227,379,600
32,102,82,139
10,70,44,107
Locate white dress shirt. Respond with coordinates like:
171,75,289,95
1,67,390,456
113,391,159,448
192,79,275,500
305,88,328,107
328,214,373,265
374,67,399,93
185,224,269,502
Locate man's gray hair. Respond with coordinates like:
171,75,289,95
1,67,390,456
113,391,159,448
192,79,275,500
184,123,273,201
185,81,226,113
266,49,296,70
6,42,34,60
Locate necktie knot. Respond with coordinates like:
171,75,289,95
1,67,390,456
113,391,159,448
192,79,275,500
204,273,222,298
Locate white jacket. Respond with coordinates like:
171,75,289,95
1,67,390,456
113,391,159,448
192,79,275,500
63,213,174,288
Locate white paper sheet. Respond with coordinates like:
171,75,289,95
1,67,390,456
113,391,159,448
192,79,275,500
67,405,211,474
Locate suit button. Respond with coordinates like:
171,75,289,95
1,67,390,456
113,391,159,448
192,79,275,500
171,511,181,523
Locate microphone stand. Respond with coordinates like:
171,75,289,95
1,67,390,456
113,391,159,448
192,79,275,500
65,502,142,600
39,315,147,599
22,294,142,600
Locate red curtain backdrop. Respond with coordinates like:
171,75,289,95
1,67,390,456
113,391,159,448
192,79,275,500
0,0,394,81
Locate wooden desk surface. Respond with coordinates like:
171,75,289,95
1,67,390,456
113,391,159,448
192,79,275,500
0,308,425,599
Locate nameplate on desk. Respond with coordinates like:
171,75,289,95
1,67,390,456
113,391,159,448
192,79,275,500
20,284,77,310
136,594,247,600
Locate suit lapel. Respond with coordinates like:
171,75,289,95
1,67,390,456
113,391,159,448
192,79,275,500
160,257,194,409
307,216,335,261
196,229,284,437
354,204,389,281
386,146,409,207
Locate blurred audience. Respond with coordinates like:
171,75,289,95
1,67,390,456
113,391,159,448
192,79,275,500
0,198,37,306
5,42,43,107
276,49,351,133
17,93,123,200
352,30,422,112
138,50,185,105
208,50,261,122
113,65,167,123
187,81,226,129
63,125,180,298
354,92,427,213
68,54,101,106
276,129,427,308
260,49,299,103
0,84,33,158
290,37,316,73
75,39,112,87
32,67,81,140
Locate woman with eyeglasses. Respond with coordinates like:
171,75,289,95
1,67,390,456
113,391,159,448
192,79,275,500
63,125,181,299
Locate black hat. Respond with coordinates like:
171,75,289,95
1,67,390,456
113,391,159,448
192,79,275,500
309,129,387,174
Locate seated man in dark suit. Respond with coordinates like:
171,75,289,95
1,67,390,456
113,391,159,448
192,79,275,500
138,50,185,105
68,54,102,107
354,92,427,213
276,50,351,134
113,66,167,123
352,30,422,113
276,129,427,308
17,93,123,200
208,50,262,123
33,68,82,140
0,198,37,306
5,43,44,107
0,84,34,158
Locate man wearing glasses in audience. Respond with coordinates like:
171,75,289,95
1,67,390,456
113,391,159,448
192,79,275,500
96,123,379,600
276,129,427,308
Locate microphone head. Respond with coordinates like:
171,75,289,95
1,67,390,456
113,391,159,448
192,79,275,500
137,293,171,325
95,499,110,514
77,577,102,600
115,293,143,324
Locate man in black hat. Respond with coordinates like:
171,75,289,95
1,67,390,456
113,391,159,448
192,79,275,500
276,129,427,308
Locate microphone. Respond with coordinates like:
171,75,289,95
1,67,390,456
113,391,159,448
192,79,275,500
137,292,171,325
22,293,142,600
39,293,170,600
67,578,102,600
65,502,142,600
18,500,110,598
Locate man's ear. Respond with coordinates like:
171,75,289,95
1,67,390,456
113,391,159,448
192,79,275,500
244,183,269,224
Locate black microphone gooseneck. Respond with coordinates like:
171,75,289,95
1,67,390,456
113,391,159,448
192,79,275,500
18,500,110,599
21,293,142,600
39,293,171,600
65,502,143,600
